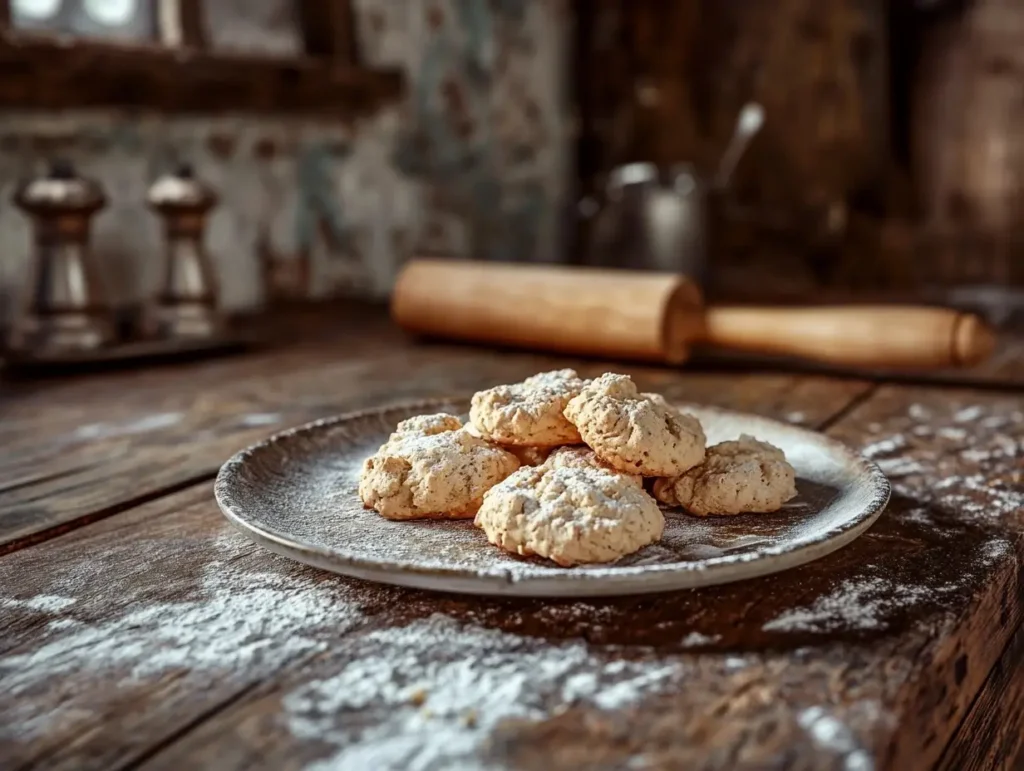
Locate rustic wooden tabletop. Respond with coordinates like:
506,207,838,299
1,305,1022,771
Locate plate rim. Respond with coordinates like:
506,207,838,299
215,398,891,597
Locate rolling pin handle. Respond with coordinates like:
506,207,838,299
699,306,995,371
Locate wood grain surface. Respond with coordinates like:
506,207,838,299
1,327,1021,771
938,621,1024,771
0,314,869,551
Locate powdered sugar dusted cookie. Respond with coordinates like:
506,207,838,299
543,446,641,486
360,413,520,520
643,392,684,413
475,464,664,566
652,434,796,516
564,374,706,476
470,369,587,446
465,422,553,466
394,413,463,436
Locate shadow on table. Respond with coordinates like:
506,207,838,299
348,492,1015,653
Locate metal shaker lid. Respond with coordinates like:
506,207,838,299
146,163,218,211
14,160,107,214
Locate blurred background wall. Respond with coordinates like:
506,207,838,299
574,0,1024,302
0,0,570,318
1,0,1021,321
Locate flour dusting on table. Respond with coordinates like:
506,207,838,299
0,594,77,613
762,575,957,633
0,531,365,740
72,411,184,441
798,707,875,771
680,631,721,647
855,399,1023,524
283,613,687,771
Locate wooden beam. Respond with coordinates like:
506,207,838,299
0,32,400,114
298,0,358,64
177,0,207,49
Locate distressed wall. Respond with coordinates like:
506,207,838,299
0,0,569,319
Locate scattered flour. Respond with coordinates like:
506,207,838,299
762,576,956,633
798,707,875,771
857,401,1022,524
0,533,364,740
907,404,931,421
786,411,806,424
859,435,906,459
934,474,1024,520
872,456,925,478
896,507,935,527
981,415,1012,429
72,412,183,441
679,631,720,648
961,435,1021,461
954,406,984,423
0,595,77,613
978,539,1013,565
240,412,284,428
283,614,686,771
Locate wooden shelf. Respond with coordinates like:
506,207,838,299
0,33,402,114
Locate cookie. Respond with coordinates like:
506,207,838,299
470,369,587,446
465,422,554,466
359,413,520,520
543,446,641,486
474,464,664,567
642,392,683,413
508,445,555,467
394,413,463,436
564,374,706,476
652,434,797,516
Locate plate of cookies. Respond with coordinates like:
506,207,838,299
216,370,890,597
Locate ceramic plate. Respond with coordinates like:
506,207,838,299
215,398,890,598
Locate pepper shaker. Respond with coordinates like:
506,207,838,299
145,164,222,339
7,160,115,354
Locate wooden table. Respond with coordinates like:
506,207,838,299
1,306,1022,771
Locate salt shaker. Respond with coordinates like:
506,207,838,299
7,160,115,353
145,164,221,339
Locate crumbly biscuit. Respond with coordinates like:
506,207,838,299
464,423,553,466
475,464,664,566
642,392,682,413
652,434,796,516
394,413,463,436
543,446,642,486
564,374,706,476
470,369,587,446
359,413,519,520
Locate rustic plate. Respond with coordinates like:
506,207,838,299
215,398,890,598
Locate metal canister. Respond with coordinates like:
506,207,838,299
588,162,709,286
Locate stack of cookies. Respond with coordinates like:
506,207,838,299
359,370,797,567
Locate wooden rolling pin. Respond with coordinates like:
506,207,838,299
391,259,996,370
